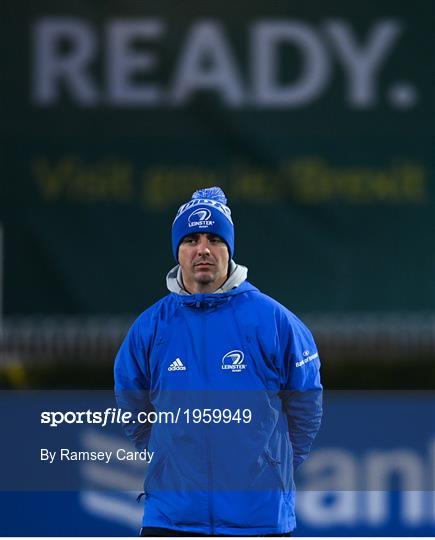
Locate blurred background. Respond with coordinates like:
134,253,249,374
1,0,434,536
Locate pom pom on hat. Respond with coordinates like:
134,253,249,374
191,187,227,205
171,186,234,261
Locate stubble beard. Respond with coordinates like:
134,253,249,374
193,269,216,285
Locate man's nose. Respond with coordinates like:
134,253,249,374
197,238,211,255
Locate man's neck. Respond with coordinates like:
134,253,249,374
181,275,228,295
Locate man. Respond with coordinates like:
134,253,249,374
114,187,322,536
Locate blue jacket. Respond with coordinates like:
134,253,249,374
114,280,322,535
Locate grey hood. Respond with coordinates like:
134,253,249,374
166,260,248,295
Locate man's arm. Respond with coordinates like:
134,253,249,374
280,388,322,471
114,319,153,451
279,314,323,471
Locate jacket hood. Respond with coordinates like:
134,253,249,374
166,260,248,295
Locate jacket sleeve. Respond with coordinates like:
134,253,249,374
114,317,153,451
279,313,323,471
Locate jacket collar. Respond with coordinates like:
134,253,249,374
176,280,258,308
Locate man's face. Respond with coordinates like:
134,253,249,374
178,233,230,294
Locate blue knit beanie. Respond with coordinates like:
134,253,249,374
172,187,234,261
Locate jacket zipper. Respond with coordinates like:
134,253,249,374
201,307,215,535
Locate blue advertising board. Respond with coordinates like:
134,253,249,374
0,391,434,536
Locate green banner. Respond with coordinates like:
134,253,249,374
1,1,434,314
